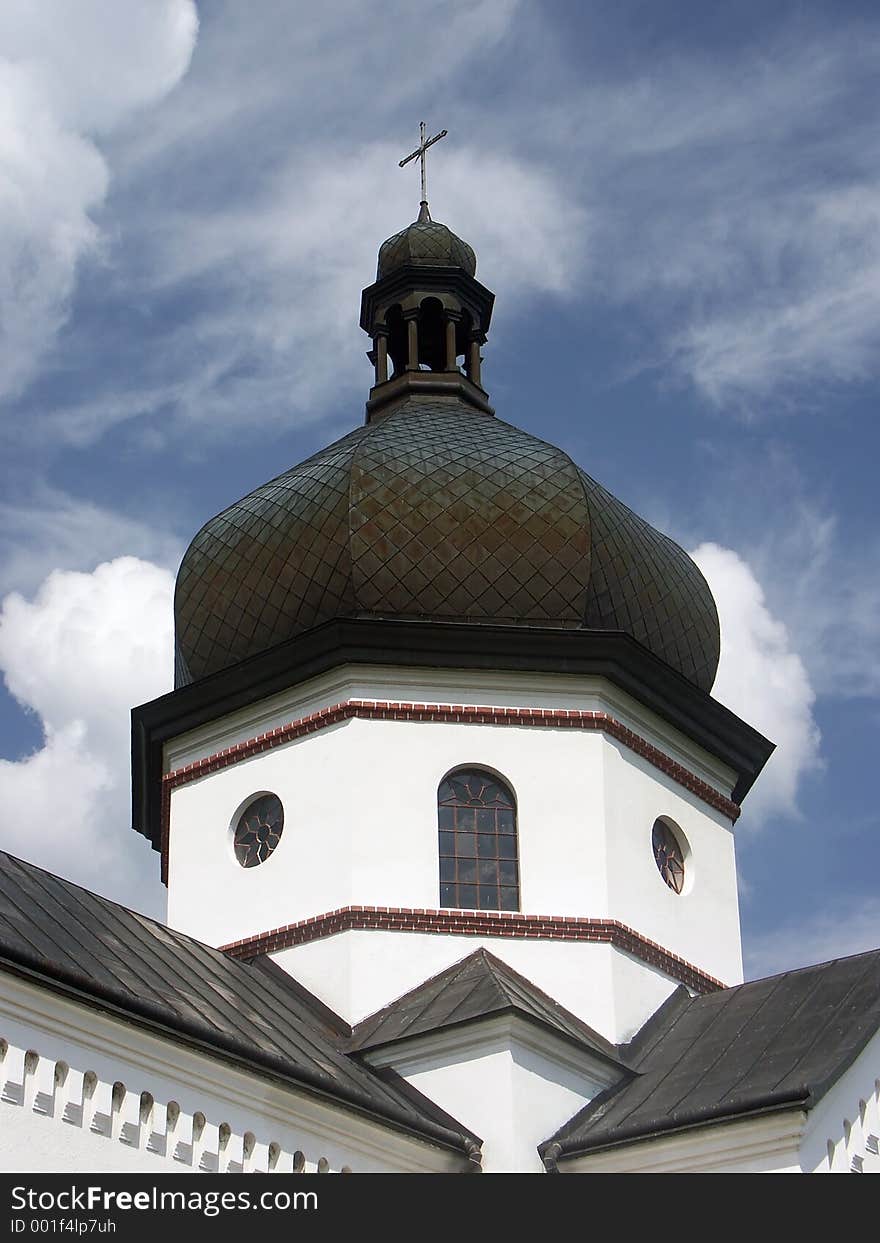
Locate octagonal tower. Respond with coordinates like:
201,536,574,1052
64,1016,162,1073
133,194,772,1042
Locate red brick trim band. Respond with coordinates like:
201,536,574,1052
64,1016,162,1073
159,699,739,882
220,906,722,995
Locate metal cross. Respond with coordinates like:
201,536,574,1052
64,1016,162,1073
399,121,448,205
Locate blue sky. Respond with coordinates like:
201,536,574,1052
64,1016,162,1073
0,0,877,978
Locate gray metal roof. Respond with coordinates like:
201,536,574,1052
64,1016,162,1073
349,948,625,1067
0,850,477,1157
175,395,720,691
542,948,880,1164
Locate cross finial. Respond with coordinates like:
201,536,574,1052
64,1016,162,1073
399,121,448,213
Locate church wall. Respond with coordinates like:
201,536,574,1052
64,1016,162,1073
272,931,652,1038
364,1016,617,1174
168,714,609,947
607,949,689,1044
379,1043,518,1174
602,737,744,986
0,971,468,1174
167,672,739,963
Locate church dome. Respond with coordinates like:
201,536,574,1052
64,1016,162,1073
174,193,720,694
377,203,477,279
174,397,720,692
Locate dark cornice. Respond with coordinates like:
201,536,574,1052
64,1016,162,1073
132,618,773,857
359,264,495,334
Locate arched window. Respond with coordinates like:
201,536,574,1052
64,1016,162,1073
438,769,519,911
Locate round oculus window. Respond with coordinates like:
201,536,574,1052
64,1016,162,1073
652,819,685,894
233,794,284,868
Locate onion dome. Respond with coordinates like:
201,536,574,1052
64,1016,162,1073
378,202,477,279
175,398,720,691
174,206,720,694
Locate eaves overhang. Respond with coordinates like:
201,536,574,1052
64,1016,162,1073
539,1093,810,1171
132,616,774,856
355,1010,632,1086
0,944,478,1162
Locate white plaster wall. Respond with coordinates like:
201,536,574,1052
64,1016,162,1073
272,931,679,1042
603,738,744,985
0,972,466,1174
169,720,356,941
374,1019,611,1173
509,1038,613,1170
169,717,740,980
609,950,686,1044
168,715,608,945
400,1046,515,1173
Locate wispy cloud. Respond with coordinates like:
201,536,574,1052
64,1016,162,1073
0,2,566,449
43,143,583,447
539,21,880,409
674,185,880,407
0,1,197,402
5,4,877,443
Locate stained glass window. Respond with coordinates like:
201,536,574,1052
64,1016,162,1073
234,794,284,868
438,770,519,911
652,818,685,894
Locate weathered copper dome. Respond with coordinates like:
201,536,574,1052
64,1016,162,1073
377,203,477,279
174,396,720,691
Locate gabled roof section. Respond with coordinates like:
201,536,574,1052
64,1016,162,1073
349,948,625,1068
542,948,880,1165
0,850,477,1159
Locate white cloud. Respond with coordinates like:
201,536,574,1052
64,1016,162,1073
3,0,582,447
0,557,174,916
674,185,880,407
744,899,880,979
5,5,880,429
691,542,822,824
0,1,198,134
0,486,183,596
536,24,880,407
0,0,197,401
744,504,880,702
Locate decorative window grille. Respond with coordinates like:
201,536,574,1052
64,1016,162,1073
438,770,519,911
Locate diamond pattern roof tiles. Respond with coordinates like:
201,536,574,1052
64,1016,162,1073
175,395,720,691
377,219,477,279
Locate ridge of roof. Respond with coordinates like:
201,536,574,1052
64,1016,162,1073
348,947,627,1069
